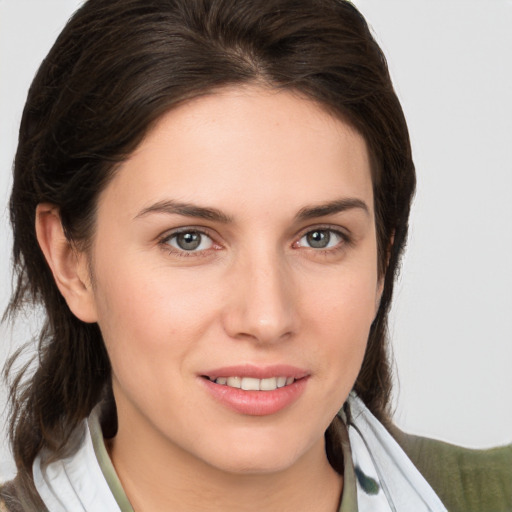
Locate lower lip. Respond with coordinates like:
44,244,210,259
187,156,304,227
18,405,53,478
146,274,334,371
200,377,308,416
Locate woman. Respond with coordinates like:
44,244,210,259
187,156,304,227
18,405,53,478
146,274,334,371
1,0,510,511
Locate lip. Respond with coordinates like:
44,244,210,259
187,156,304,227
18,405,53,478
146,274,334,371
200,364,309,380
199,364,309,416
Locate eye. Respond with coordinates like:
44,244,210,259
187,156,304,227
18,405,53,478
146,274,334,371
165,230,214,252
297,229,344,249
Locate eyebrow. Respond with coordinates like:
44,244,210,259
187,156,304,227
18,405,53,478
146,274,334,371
295,198,369,221
135,197,369,223
135,200,233,223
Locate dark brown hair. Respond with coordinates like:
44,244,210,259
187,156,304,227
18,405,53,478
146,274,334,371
4,0,415,503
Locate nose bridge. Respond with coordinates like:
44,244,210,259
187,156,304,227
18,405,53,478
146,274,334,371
223,243,298,343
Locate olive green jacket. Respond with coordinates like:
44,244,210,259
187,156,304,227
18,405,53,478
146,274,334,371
393,429,511,512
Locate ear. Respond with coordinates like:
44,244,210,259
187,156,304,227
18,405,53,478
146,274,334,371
375,232,395,313
35,203,98,323
375,278,384,315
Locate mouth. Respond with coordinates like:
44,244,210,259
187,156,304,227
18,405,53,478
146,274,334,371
199,365,309,415
203,375,297,391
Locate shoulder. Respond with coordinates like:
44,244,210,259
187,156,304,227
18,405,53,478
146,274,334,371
0,478,42,512
0,481,22,512
391,426,512,512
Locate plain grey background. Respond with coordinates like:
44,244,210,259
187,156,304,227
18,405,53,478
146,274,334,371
1,0,511,480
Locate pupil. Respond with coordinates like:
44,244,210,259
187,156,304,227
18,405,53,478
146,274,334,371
177,232,201,250
307,230,330,248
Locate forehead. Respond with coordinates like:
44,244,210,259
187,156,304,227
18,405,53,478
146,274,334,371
98,85,374,221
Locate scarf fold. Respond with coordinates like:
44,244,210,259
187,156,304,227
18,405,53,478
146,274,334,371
33,422,123,512
344,393,447,512
33,393,447,511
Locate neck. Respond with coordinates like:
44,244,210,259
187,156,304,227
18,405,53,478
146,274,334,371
108,414,343,512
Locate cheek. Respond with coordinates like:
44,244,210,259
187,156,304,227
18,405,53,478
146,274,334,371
302,262,379,378
92,257,222,381
306,256,379,328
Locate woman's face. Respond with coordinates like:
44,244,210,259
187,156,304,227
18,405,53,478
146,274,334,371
85,86,380,474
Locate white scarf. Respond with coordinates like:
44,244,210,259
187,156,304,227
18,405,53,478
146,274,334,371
33,393,447,511
344,394,447,511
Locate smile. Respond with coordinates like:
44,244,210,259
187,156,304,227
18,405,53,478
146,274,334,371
206,376,295,391
200,365,309,415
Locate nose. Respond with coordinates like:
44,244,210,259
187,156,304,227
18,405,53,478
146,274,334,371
222,250,299,344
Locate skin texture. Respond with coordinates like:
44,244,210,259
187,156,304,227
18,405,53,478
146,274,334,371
36,86,381,511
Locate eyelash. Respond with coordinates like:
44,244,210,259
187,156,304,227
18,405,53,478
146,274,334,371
294,226,351,255
158,225,351,258
159,227,220,258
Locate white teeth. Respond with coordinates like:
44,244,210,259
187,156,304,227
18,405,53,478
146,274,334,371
259,377,277,391
226,376,241,388
213,376,296,390
276,376,287,388
241,377,260,391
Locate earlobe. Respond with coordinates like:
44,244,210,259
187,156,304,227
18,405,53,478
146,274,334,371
35,203,98,323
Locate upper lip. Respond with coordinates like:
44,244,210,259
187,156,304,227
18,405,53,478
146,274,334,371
200,364,309,380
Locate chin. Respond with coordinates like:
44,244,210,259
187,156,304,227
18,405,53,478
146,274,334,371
198,430,320,476
210,452,300,476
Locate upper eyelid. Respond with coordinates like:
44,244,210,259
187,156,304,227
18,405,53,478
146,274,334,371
296,228,348,247
158,228,218,257
295,224,350,239
159,226,217,242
